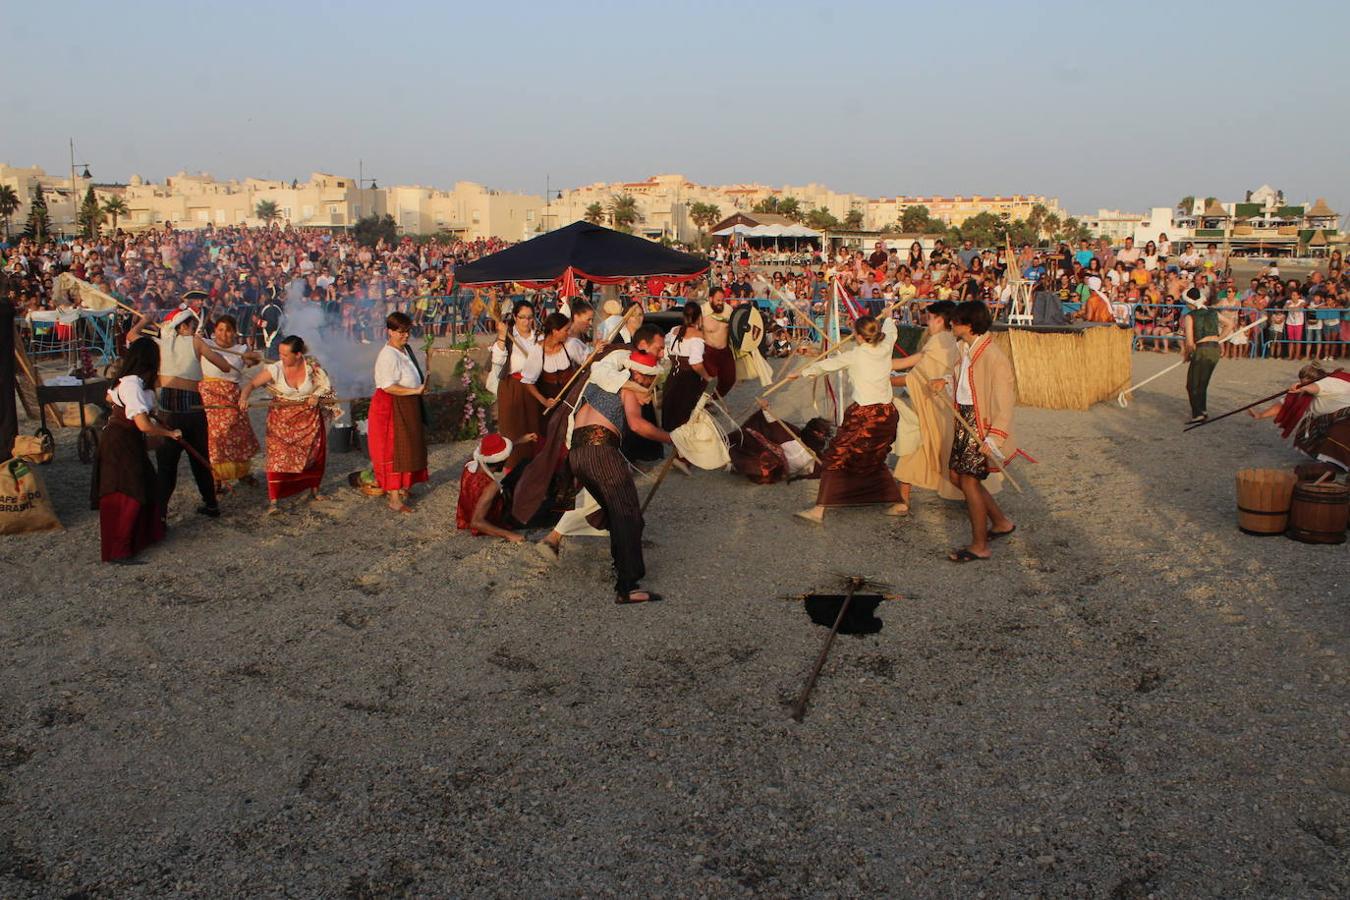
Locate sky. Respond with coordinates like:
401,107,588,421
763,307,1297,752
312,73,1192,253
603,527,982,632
4,0,1349,217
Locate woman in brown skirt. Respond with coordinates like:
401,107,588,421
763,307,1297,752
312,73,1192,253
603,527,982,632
522,313,577,408
489,300,541,469
661,300,710,433
787,314,905,524
92,337,182,563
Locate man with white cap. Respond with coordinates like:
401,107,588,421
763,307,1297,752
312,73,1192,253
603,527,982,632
127,293,233,519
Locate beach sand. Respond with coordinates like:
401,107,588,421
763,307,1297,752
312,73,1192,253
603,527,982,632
1,351,1346,896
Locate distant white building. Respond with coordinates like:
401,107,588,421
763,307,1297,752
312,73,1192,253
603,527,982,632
1083,209,1147,242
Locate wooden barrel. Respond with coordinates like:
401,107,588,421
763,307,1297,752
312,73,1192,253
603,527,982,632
1287,482,1349,544
1235,468,1297,535
1294,462,1340,483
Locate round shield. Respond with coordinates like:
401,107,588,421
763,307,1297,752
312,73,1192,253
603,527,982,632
729,304,766,354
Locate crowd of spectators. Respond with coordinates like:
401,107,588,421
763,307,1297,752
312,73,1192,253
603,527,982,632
2,225,511,346
5,224,1346,362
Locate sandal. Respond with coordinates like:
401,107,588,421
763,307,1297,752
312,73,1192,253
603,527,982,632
989,524,1016,540
616,590,663,605
947,548,989,563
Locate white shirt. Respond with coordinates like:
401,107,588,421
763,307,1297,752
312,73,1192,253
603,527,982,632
565,335,591,366
267,361,315,399
955,336,985,405
1311,378,1350,417
666,328,705,365
519,343,573,385
374,344,424,391
490,329,539,375
201,340,247,383
803,318,897,407
108,375,154,417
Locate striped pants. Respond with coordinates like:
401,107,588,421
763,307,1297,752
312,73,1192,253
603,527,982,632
568,442,645,593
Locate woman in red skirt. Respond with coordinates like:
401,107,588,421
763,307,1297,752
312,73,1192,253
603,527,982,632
239,336,340,515
369,311,428,514
91,338,182,563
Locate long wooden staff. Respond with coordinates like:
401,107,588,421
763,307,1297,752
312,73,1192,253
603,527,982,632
790,575,863,721
928,384,1024,494
1183,367,1344,432
541,350,599,418
1117,315,1267,408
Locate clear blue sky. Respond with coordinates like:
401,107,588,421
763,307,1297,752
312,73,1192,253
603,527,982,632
4,0,1348,217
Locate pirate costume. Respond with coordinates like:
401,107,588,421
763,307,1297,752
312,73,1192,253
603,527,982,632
565,351,663,602
154,301,218,517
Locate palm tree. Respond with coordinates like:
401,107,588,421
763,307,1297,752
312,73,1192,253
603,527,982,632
1026,203,1048,241
583,202,605,225
255,199,281,225
688,201,721,246
777,197,803,222
1042,213,1061,241
101,196,129,233
1177,195,1196,215
607,193,641,232
0,185,18,241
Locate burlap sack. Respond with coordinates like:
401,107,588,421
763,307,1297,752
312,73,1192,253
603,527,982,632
0,456,63,534
11,434,54,465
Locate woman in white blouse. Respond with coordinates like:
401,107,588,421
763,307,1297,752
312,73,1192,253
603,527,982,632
92,337,182,563
661,301,710,433
199,315,262,492
787,314,906,523
368,311,429,513
520,313,577,411
240,336,339,513
489,300,542,468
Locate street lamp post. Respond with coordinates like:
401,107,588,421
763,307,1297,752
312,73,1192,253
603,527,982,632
69,137,93,237
357,159,378,226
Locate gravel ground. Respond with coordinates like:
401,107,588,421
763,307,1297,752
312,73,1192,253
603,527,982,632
1,352,1346,897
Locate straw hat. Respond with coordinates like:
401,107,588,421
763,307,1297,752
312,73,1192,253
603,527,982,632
670,412,731,470
601,299,624,317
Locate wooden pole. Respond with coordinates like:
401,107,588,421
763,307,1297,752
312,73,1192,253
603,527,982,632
791,575,863,721
1117,316,1268,408
540,350,599,418
1184,367,1344,432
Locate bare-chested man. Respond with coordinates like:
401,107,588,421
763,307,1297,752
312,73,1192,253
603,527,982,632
701,286,735,396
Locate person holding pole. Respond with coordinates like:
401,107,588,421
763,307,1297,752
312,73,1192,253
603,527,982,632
1182,285,1221,424
787,313,905,524
945,300,1017,562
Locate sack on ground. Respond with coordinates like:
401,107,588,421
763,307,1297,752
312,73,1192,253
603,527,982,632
0,456,63,534
11,434,54,465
